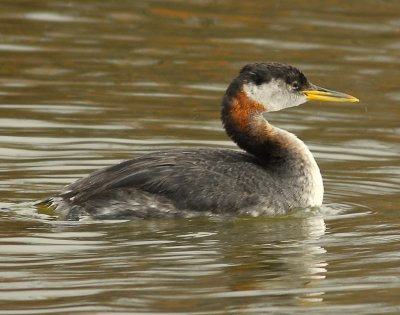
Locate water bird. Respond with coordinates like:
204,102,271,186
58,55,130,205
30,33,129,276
43,62,359,220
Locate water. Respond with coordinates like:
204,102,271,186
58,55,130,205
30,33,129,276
0,0,399,314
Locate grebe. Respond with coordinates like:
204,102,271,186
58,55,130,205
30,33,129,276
44,62,359,220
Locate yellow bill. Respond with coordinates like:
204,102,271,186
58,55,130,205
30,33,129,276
304,85,359,103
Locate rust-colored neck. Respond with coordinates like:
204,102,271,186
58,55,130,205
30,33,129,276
221,90,293,161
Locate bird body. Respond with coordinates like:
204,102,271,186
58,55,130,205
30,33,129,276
45,62,358,220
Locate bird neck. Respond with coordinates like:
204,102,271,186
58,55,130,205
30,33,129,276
221,90,300,161
221,88,324,207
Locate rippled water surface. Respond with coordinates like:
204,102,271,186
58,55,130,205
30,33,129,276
0,0,399,314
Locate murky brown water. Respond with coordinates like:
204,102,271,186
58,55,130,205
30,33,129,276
0,0,399,314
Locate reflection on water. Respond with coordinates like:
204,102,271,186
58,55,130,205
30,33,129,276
0,213,328,313
0,0,399,314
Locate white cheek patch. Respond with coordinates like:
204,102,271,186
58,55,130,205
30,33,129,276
243,79,307,112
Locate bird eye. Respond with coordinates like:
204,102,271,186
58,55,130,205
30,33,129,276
291,81,300,90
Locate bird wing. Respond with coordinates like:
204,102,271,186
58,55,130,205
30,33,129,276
57,149,268,212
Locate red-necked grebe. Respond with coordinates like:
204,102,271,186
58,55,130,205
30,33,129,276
45,62,359,220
